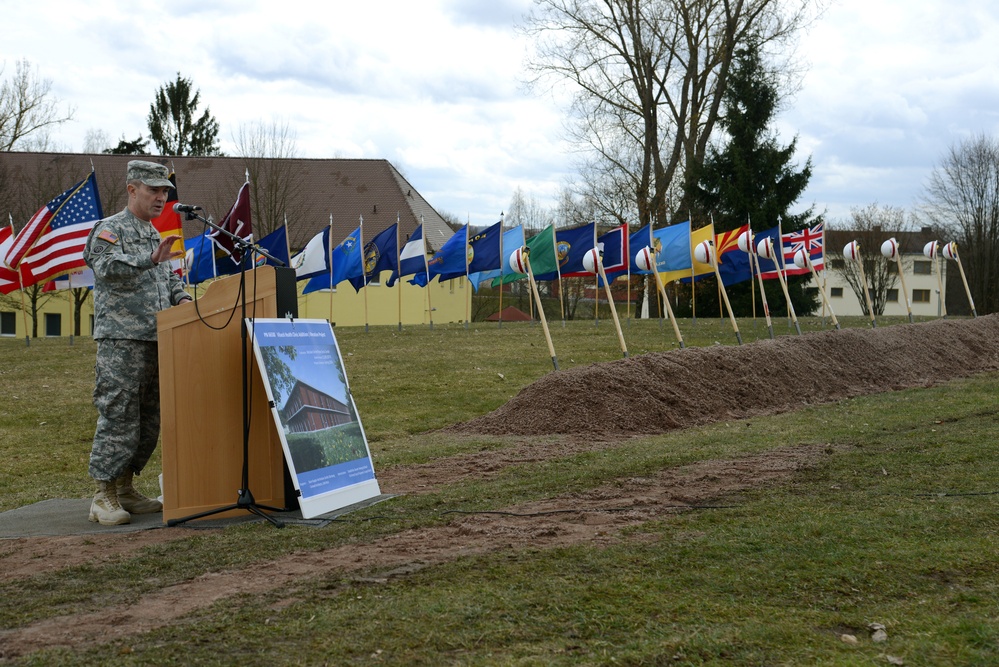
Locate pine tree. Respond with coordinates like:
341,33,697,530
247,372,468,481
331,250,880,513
683,40,821,317
147,73,221,156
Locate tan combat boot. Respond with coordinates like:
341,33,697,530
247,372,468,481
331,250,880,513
89,480,131,525
115,469,163,514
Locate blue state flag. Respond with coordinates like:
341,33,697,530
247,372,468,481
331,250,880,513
752,225,783,279
414,224,467,286
627,224,655,275
535,222,595,281
304,226,363,292
254,225,290,269
348,222,399,291
436,220,502,283
472,224,524,291
184,232,217,285
654,221,692,273
291,226,331,280
387,224,426,287
718,250,752,285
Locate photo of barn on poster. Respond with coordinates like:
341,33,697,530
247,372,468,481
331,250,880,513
248,318,381,518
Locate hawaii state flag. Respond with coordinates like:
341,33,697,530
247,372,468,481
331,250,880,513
757,222,824,279
5,172,104,288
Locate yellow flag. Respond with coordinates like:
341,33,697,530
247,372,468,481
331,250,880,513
659,223,714,283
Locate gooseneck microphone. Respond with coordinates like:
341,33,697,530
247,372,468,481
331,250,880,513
173,203,203,213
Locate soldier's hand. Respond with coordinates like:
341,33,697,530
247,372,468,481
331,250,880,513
152,236,184,265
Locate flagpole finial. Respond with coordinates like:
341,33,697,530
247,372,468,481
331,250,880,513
245,168,250,183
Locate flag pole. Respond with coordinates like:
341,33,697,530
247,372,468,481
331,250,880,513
801,252,840,329
328,215,334,322
704,240,741,345
892,244,914,323
595,253,628,357
626,225,633,326
767,237,801,335
849,241,878,328
592,223,599,326
746,228,774,340
748,217,757,324
554,225,565,326
17,266,30,346
422,215,433,329
651,262,685,348
948,241,978,317
396,213,402,331
464,220,470,329
931,241,947,318
359,215,369,333
498,212,504,329
525,251,558,371
776,217,801,334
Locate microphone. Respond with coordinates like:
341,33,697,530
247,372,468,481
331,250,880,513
173,203,203,213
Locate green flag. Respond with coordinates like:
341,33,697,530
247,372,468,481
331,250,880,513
493,223,557,286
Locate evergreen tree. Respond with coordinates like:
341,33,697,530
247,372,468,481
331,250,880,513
147,73,221,156
683,40,821,318
104,134,149,155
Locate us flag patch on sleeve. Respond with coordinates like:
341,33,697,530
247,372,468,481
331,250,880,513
97,230,118,244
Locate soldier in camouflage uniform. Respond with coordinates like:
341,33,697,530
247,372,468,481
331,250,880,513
82,160,192,525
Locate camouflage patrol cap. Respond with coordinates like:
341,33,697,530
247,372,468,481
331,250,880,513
126,160,173,188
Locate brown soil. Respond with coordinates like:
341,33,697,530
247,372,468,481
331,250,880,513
2,316,997,660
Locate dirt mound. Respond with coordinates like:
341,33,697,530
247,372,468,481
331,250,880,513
449,316,999,437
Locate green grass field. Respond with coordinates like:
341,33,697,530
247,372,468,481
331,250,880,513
1,316,997,665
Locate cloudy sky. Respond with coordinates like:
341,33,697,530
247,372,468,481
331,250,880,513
3,0,998,229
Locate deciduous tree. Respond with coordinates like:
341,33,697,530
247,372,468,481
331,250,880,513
523,0,818,227
0,59,74,152
921,133,999,314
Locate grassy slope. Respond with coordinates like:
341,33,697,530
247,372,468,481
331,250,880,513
1,316,997,666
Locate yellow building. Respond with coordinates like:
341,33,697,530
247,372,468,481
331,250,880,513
1,271,470,339
0,153,467,337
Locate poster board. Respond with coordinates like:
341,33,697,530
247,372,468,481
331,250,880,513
247,318,380,518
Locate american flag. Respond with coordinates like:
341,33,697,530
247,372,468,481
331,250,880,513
5,173,104,288
0,223,22,294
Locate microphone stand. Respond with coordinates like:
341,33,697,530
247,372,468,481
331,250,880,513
167,210,289,528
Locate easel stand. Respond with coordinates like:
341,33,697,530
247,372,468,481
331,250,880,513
166,211,288,528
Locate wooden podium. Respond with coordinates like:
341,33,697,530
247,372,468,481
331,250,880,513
157,266,298,523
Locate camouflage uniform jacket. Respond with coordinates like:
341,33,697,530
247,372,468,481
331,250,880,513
83,207,189,341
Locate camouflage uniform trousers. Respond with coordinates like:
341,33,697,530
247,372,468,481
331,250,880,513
88,339,161,482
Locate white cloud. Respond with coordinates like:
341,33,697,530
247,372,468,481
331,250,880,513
5,0,999,229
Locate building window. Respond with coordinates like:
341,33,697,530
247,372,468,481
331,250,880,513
44,313,62,337
830,258,846,270
913,289,931,303
913,260,932,275
1,311,15,336
886,289,899,302
830,287,843,298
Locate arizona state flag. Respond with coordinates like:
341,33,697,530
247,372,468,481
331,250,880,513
150,171,184,254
